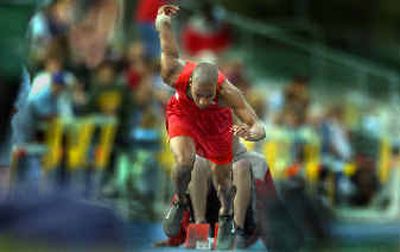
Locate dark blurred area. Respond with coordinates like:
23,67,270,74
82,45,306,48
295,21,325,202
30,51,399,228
220,0,400,69
1,0,400,251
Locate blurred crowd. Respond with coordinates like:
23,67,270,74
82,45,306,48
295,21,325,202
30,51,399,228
9,0,400,218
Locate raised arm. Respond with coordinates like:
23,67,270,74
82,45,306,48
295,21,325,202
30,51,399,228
155,5,184,86
220,80,266,141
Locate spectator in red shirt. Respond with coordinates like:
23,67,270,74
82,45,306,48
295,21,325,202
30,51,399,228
134,0,168,60
181,2,231,57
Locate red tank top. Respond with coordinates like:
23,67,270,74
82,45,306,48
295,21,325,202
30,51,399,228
166,61,233,164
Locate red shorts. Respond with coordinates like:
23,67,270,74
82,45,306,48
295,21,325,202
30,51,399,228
166,112,233,165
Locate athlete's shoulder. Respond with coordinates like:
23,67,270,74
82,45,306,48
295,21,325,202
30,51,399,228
174,60,196,89
181,60,196,73
218,79,237,96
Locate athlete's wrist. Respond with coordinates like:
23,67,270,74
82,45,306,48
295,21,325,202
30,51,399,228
250,123,266,141
155,13,172,31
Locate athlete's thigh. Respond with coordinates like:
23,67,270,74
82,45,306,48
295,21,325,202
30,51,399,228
210,162,232,185
232,158,251,186
169,136,196,164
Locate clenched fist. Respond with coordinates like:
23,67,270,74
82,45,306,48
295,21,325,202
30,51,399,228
155,5,180,31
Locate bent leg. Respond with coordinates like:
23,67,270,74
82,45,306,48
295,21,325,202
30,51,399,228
211,163,234,216
170,136,196,203
188,156,211,223
211,162,235,249
163,136,196,237
232,159,252,229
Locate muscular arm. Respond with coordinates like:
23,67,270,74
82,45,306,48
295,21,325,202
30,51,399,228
155,5,184,86
220,80,266,141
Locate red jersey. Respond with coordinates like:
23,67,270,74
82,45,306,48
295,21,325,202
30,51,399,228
166,62,233,164
134,0,166,23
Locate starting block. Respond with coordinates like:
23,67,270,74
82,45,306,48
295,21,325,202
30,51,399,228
184,223,211,249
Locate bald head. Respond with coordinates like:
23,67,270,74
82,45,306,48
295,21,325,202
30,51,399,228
192,62,218,88
189,62,219,109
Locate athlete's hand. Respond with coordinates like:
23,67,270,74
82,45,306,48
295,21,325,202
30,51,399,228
232,123,265,141
157,5,179,17
155,5,179,31
232,124,256,141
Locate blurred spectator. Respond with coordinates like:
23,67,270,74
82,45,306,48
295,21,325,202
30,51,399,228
221,59,251,94
85,60,131,195
181,2,231,57
126,64,164,215
351,156,379,206
30,0,121,79
222,59,267,120
319,105,354,205
29,0,75,66
30,54,76,99
360,106,382,138
116,41,169,208
134,0,167,60
11,72,71,190
321,106,352,165
124,41,149,90
247,88,268,121
69,0,120,69
30,0,74,39
124,41,172,105
28,0,123,108
15,0,119,138
86,61,131,135
279,76,310,128
20,72,71,144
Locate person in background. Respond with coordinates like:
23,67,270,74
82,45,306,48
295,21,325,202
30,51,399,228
320,105,354,205
85,60,131,195
134,0,168,60
181,1,232,57
29,0,75,67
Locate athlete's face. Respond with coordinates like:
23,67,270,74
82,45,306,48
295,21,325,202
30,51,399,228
190,82,216,109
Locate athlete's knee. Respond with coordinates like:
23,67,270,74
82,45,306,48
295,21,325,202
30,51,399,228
233,159,251,179
192,157,210,177
174,165,192,182
174,151,195,167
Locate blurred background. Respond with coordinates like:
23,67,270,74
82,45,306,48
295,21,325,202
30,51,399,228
1,0,400,251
